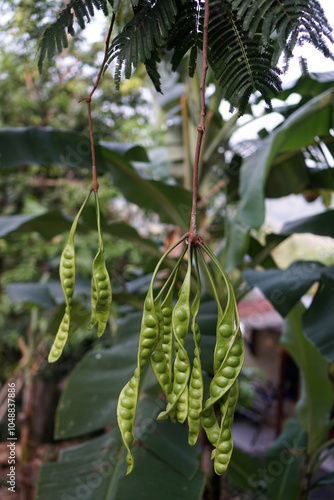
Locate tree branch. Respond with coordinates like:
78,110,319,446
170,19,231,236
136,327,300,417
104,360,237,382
80,13,116,192
189,0,209,245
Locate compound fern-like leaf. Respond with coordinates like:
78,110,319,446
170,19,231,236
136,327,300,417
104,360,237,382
230,0,334,68
106,0,178,91
208,1,282,113
166,0,202,77
38,0,110,72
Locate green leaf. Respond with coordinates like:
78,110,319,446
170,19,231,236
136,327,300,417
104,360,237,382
6,278,91,308
101,147,191,229
55,340,138,439
6,283,56,308
226,88,334,269
38,0,110,71
311,471,334,489
278,71,334,102
281,303,333,453
265,419,307,500
227,447,262,492
0,212,71,239
36,401,205,500
303,266,334,363
0,127,191,229
281,209,334,239
0,209,160,256
243,261,325,317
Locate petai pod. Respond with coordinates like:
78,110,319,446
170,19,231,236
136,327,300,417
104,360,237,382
158,244,192,423
188,250,203,446
150,254,184,400
198,243,244,460
48,191,91,363
116,288,159,475
117,234,188,475
89,192,112,337
213,380,239,475
117,233,244,476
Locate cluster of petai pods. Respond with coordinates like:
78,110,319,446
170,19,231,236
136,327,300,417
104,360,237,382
48,191,112,363
117,234,244,475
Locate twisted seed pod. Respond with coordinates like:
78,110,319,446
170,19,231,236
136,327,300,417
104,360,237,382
157,244,192,422
213,380,239,475
198,243,244,467
188,251,203,445
150,299,171,397
89,192,112,337
150,277,176,398
203,329,244,410
150,246,187,400
117,234,188,474
117,291,159,475
48,192,91,363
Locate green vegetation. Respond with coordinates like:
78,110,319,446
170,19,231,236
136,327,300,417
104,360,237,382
0,1,334,499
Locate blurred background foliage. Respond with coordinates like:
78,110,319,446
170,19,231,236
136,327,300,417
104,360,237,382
0,1,334,499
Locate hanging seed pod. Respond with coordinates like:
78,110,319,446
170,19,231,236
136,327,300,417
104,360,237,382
48,192,91,363
89,192,112,337
188,251,203,446
117,234,188,475
117,234,245,476
157,244,192,423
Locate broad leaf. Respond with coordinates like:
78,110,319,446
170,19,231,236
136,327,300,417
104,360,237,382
278,72,334,102
281,209,334,238
36,400,205,500
243,261,325,317
0,208,160,256
311,471,334,490
55,338,138,439
6,283,56,309
226,88,334,269
0,127,191,229
265,419,307,500
243,261,334,363
303,266,334,363
281,304,333,453
0,212,71,239
227,447,262,492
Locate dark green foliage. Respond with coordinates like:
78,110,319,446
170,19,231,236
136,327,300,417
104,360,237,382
38,0,334,113
231,0,334,67
166,0,202,76
207,1,282,112
37,0,110,72
106,0,178,91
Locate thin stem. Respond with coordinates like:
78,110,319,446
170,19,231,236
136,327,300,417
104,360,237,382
80,14,116,192
180,93,192,190
189,0,210,244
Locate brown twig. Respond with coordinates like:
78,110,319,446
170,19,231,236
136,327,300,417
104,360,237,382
79,13,116,192
189,0,210,245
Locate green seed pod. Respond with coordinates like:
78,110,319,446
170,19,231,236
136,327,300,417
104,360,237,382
157,244,192,421
201,405,220,447
204,329,244,410
48,191,91,363
117,289,160,475
150,246,186,402
89,192,112,337
117,234,188,474
198,242,244,473
188,251,203,446
213,381,239,475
